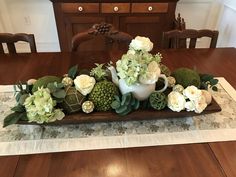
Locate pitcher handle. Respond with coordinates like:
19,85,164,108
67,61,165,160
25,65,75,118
156,74,168,93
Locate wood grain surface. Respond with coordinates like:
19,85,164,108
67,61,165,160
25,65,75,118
0,48,236,177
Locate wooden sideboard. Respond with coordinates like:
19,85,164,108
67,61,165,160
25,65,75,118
50,0,179,51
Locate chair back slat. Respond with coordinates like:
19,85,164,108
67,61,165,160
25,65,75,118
7,43,17,54
0,33,37,54
162,29,219,49
189,38,197,48
0,44,4,54
72,22,133,52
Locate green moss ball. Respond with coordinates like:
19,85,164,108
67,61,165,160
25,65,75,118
172,68,201,88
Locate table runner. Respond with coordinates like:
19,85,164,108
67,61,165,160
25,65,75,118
0,77,236,156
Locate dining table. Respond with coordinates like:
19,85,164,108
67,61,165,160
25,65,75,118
0,47,236,177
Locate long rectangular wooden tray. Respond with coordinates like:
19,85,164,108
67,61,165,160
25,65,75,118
17,98,221,125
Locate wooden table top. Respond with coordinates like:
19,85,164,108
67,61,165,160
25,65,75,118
0,48,236,177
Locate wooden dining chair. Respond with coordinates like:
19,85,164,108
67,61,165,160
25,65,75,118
0,33,37,54
71,22,133,51
162,29,219,49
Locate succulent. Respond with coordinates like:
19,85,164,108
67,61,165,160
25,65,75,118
160,63,171,76
111,93,140,116
149,92,167,110
88,80,119,111
90,63,108,81
32,76,62,93
172,68,201,88
61,87,86,114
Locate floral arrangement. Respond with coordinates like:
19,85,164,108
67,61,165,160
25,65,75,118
3,36,218,127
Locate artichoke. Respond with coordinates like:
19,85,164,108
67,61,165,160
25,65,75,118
149,92,167,110
88,80,119,111
172,68,201,88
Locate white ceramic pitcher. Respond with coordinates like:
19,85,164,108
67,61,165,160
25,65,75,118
108,66,168,101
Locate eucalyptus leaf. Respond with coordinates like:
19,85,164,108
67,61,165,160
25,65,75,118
68,65,78,79
15,92,22,102
3,112,22,127
19,94,29,105
47,82,57,93
201,74,213,82
11,104,25,113
56,82,64,89
52,89,66,99
209,79,218,86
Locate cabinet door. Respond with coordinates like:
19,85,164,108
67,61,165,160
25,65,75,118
119,15,171,49
64,15,113,51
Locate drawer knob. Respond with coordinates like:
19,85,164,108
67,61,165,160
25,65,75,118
78,6,83,12
148,6,153,11
113,6,119,12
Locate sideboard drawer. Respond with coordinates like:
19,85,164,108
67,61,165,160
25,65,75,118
131,3,168,13
61,3,99,13
101,3,130,13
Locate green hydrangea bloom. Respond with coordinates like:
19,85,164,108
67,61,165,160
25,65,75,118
24,88,65,124
116,51,162,86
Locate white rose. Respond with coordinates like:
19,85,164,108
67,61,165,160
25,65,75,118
168,91,186,112
27,79,37,85
183,86,202,101
139,61,160,84
74,75,96,96
129,36,153,52
201,90,212,105
185,101,195,112
194,95,207,113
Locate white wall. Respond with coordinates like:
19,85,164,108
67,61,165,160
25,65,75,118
0,0,60,52
0,0,236,52
217,0,236,47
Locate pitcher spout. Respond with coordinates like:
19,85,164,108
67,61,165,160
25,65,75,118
107,65,119,86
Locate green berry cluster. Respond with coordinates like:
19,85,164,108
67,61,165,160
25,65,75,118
89,81,119,111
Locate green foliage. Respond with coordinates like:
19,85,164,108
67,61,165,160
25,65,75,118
89,81,119,111
172,68,201,88
14,82,31,104
200,74,218,91
68,65,78,79
3,112,27,127
149,92,167,110
90,63,108,81
32,76,62,93
47,82,66,103
111,93,140,116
